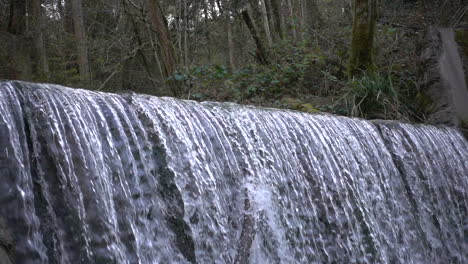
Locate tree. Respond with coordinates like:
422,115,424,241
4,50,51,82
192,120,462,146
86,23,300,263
147,0,180,96
348,0,378,77
303,0,322,29
6,0,30,79
30,0,50,78
2,0,458,106
70,0,90,81
7,0,26,35
242,7,269,65
269,0,284,41
227,17,235,71
259,0,273,47
216,1,236,71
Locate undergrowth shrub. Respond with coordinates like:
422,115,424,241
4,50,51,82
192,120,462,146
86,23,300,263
347,72,398,118
174,40,330,102
170,34,420,123
333,71,418,120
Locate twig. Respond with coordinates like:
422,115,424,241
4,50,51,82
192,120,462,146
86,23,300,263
453,5,468,27
98,44,144,90
98,69,119,90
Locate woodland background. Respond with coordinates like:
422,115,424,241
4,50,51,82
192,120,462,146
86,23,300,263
0,0,467,120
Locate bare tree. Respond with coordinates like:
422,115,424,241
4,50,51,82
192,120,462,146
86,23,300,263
7,0,26,34
259,0,273,47
227,16,235,71
217,1,236,71
303,0,322,29
70,0,90,81
348,0,378,77
30,0,50,77
285,0,297,40
242,7,269,65
147,0,180,96
269,0,284,41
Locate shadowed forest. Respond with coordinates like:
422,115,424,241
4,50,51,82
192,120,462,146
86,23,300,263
0,0,467,120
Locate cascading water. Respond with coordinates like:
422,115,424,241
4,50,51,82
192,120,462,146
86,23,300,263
0,81,467,264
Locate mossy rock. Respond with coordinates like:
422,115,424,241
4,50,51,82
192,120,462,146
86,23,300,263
297,103,320,113
281,97,320,113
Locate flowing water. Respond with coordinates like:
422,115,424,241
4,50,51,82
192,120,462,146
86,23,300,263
0,81,467,264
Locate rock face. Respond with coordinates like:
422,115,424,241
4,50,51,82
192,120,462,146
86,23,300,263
420,27,468,136
0,218,14,264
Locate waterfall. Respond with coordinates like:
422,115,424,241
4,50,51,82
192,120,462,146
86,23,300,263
0,81,467,264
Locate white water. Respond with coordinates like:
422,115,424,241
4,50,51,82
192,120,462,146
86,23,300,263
0,81,467,263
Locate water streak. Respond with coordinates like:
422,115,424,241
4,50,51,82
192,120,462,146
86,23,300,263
0,81,466,263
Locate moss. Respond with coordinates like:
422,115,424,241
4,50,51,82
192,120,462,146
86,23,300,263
348,0,378,77
298,103,320,113
281,97,320,113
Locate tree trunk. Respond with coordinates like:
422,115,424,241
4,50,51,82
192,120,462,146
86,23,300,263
247,0,263,21
348,0,378,77
7,0,26,34
204,0,212,62
285,0,297,40
6,0,31,79
298,0,322,39
64,0,74,34
30,0,50,78
304,0,322,29
242,8,269,65
70,0,90,81
123,0,158,91
147,0,180,96
183,0,189,69
343,0,352,20
269,0,284,40
247,0,267,39
264,0,274,39
228,19,235,71
217,0,235,71
259,0,273,47
299,0,305,40
176,0,182,59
